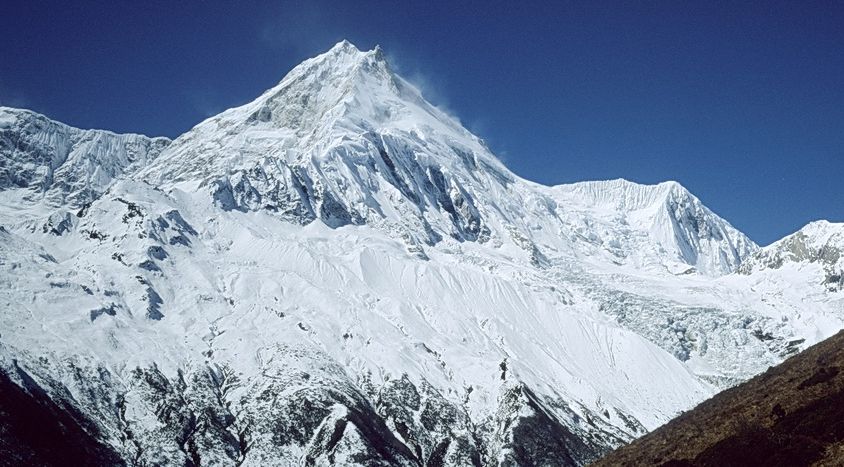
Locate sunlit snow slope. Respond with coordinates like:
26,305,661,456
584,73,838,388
0,41,841,466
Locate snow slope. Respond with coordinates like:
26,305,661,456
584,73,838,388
0,41,841,466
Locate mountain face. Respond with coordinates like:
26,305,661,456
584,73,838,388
139,41,496,247
0,107,170,207
0,41,841,466
550,179,756,276
594,329,844,466
739,220,844,292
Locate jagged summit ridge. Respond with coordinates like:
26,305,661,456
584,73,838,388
556,178,688,210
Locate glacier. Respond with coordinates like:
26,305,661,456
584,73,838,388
0,40,842,466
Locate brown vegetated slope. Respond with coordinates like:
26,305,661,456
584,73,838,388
593,330,844,467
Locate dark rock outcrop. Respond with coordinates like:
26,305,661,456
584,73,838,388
0,364,125,467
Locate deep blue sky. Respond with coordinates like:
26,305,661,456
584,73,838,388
2,1,842,244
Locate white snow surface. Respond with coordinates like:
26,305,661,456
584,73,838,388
0,106,170,206
0,41,842,465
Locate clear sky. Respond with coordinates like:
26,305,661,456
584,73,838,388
2,1,842,245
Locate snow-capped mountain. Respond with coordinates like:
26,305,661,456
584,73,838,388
550,178,757,276
0,107,170,207
740,220,844,290
0,41,841,466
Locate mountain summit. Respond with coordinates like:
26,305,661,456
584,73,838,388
0,41,841,466
553,178,756,275
135,41,753,274
139,41,497,244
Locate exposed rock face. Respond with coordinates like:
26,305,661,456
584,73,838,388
0,363,125,467
1,341,634,466
741,222,843,271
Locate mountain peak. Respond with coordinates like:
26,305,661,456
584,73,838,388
552,178,757,275
302,40,390,78
802,219,843,235
254,41,398,122
739,219,844,276
766,220,844,253
329,39,359,53
143,40,478,181
323,39,384,57
138,41,498,243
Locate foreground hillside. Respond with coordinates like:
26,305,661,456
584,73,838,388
594,330,844,466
